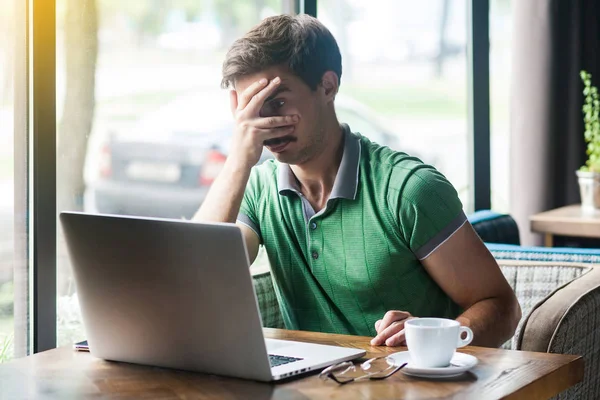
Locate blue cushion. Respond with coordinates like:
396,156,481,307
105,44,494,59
469,210,521,245
468,210,507,225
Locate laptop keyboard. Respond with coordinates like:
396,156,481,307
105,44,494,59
269,354,303,367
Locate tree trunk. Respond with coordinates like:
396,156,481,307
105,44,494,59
254,0,265,21
216,1,238,49
332,0,352,81
57,0,98,214
56,0,98,301
0,0,15,106
435,0,451,78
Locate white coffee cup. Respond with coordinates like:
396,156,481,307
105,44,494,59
404,318,473,368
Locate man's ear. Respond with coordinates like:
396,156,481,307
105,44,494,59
320,71,339,101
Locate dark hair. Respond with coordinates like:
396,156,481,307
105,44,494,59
221,14,342,90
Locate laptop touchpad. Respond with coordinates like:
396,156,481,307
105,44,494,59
265,339,294,352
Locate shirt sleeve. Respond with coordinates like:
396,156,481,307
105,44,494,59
395,165,467,260
237,167,263,243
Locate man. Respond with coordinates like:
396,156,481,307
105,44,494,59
194,14,521,348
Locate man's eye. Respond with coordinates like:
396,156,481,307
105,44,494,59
270,99,285,109
260,99,286,117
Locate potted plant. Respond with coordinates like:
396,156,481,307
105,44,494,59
576,70,600,212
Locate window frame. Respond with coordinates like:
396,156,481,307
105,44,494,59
32,0,57,353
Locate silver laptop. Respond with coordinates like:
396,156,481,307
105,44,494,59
60,212,365,382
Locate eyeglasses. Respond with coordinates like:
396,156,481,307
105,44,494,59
319,356,407,385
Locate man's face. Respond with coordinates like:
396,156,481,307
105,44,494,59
234,65,331,165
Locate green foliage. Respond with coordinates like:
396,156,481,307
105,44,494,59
0,281,13,317
580,70,600,172
0,281,14,363
97,0,281,40
0,334,13,363
343,83,464,117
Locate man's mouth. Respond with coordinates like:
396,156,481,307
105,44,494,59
264,136,295,147
264,136,295,152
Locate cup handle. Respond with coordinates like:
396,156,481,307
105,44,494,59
457,326,473,348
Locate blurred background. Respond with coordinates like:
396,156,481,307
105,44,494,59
0,0,513,357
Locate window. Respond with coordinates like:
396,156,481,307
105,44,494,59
0,0,29,361
47,0,494,349
318,0,471,211
55,0,290,346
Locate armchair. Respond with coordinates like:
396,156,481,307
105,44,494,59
470,210,600,400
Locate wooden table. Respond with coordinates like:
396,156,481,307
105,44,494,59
530,204,600,246
0,329,583,399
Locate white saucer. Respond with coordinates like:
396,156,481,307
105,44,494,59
387,351,478,378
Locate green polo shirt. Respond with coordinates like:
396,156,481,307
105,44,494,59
238,124,465,336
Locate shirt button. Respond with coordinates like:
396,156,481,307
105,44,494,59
312,251,319,260
310,222,317,230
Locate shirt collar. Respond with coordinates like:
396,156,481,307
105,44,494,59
277,124,361,200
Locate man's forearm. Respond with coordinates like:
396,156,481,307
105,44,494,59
456,295,521,348
193,159,251,223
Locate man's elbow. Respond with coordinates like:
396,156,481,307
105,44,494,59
490,292,522,347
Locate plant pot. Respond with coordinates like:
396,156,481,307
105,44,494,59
576,170,600,212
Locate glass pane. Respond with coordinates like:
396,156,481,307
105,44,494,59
318,0,471,210
490,0,512,212
56,0,289,347
0,0,28,361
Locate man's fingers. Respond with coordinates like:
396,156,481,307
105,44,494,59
375,319,382,333
370,320,406,346
237,78,269,110
245,77,282,114
236,122,295,145
230,90,238,115
254,114,299,129
376,311,410,336
384,330,407,347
